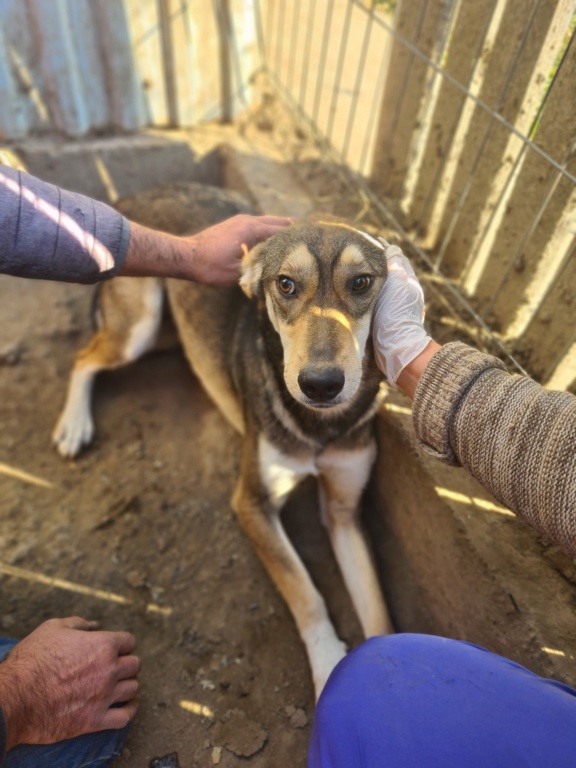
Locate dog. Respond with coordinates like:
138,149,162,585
53,181,393,698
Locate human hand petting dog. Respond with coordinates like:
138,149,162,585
120,214,293,285
372,243,440,398
0,617,139,750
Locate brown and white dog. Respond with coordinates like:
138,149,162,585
53,182,393,698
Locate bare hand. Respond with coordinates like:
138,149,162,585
0,617,139,749
187,214,293,286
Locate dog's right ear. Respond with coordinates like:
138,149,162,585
239,242,265,298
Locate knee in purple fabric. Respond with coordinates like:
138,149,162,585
309,634,576,768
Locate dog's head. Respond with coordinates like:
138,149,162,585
240,219,387,410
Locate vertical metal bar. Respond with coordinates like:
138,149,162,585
287,0,302,94
434,0,543,269
341,1,376,164
326,0,354,142
26,0,90,135
226,0,251,110
253,0,267,67
0,25,29,138
312,0,335,125
214,0,233,123
158,0,178,126
358,37,389,176
275,0,287,85
357,0,403,176
299,0,317,111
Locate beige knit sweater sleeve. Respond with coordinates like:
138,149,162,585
412,342,576,557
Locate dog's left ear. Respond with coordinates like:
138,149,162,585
239,242,265,298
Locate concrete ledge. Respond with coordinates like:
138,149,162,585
368,388,576,687
220,135,316,219
3,130,223,204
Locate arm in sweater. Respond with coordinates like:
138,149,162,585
410,342,576,558
373,247,576,559
0,165,130,283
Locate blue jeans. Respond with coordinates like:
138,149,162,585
309,634,576,767
0,638,129,768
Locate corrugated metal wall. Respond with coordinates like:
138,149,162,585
0,0,257,139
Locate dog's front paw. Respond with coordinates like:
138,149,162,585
52,408,94,458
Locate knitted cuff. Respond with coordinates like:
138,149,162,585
412,342,507,465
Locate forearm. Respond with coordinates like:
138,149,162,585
411,342,576,557
0,165,129,284
396,341,442,399
118,222,218,282
120,214,294,285
119,222,190,279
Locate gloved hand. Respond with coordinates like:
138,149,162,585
372,241,431,385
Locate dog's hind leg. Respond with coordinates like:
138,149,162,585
317,442,394,637
53,277,163,458
232,434,347,700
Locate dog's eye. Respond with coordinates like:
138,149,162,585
352,275,372,292
278,276,296,296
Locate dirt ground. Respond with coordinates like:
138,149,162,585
0,221,369,766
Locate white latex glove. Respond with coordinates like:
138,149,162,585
373,241,431,385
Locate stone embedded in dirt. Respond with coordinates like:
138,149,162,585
211,746,223,765
126,569,147,588
0,342,22,366
212,708,268,757
149,752,180,768
285,705,309,729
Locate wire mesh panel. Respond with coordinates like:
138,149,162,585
253,0,576,391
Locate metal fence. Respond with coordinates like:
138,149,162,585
1,0,575,390
254,0,576,392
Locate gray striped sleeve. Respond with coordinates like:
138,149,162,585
0,164,130,284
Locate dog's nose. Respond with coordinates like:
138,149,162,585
298,367,345,403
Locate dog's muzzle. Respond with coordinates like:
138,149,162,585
298,366,345,405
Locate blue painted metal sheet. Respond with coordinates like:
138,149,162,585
0,0,257,139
